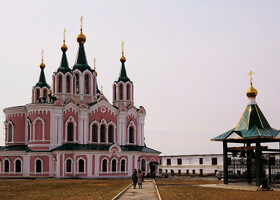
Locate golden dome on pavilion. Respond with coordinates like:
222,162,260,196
40,62,45,69
246,84,258,98
61,43,68,51
120,55,126,63
77,31,86,44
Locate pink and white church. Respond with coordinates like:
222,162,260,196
0,21,160,178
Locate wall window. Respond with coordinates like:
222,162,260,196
102,159,107,172
58,75,62,93
4,160,10,173
119,84,123,100
212,158,217,165
126,84,130,100
43,89,47,100
67,123,74,142
113,85,116,100
78,159,85,173
186,169,189,175
108,126,114,143
66,76,71,93
141,159,146,171
15,160,21,173
84,74,89,94
66,159,72,173
28,122,31,141
36,89,40,102
121,160,125,172
167,159,171,165
199,158,203,165
100,125,105,142
178,169,181,175
177,158,182,165
36,160,42,173
92,125,98,142
192,169,195,175
129,127,134,143
75,73,79,94
8,124,12,142
112,159,116,172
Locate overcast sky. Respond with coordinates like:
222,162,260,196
1,0,280,155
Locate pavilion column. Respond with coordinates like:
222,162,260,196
255,141,262,186
246,142,252,183
223,141,228,184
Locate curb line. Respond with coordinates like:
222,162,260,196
112,183,132,200
153,179,162,200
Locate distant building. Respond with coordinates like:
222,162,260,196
0,18,160,178
159,153,280,177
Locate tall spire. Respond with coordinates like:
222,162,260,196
117,41,131,83
36,49,50,88
56,28,71,74
73,15,93,73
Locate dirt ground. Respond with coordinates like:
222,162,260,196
156,178,280,200
0,178,130,200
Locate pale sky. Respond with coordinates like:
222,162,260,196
1,0,280,155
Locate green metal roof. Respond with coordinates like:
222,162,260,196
73,44,94,73
56,51,72,74
0,144,160,154
116,62,132,83
35,68,50,88
212,104,280,141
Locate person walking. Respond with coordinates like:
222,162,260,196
137,169,143,189
132,169,137,189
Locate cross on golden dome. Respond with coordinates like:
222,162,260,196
120,41,126,63
40,49,45,69
121,41,125,53
248,70,255,85
80,15,84,30
41,49,44,62
61,28,68,51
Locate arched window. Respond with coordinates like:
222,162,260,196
93,78,96,96
141,159,146,172
36,89,40,102
113,85,116,100
27,122,31,141
102,159,107,172
92,125,98,142
129,127,134,143
67,123,74,142
66,76,71,93
112,159,116,172
43,89,47,100
36,159,42,173
58,75,62,93
85,74,89,94
121,160,126,172
15,160,21,173
4,160,10,173
75,73,79,94
119,84,123,100
100,125,105,142
108,126,114,143
8,124,12,142
78,159,85,173
127,84,130,100
66,159,72,173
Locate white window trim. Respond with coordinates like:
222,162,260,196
34,158,43,175
32,116,45,141
64,116,77,143
14,158,23,174
77,158,86,175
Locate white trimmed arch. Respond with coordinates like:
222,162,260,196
34,158,43,174
120,158,127,172
107,121,117,143
127,120,137,145
6,120,14,143
14,157,23,174
3,158,11,174
64,116,77,142
89,120,100,143
101,157,109,173
110,158,118,173
77,157,86,174
65,157,74,174
32,116,45,141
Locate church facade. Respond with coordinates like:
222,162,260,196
0,20,160,178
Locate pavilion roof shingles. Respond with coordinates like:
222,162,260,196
211,104,280,141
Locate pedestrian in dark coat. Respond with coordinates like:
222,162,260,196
132,169,137,189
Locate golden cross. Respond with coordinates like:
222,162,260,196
101,85,103,94
121,41,125,53
41,49,44,62
80,15,84,30
63,28,66,41
248,70,255,85
93,57,96,70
